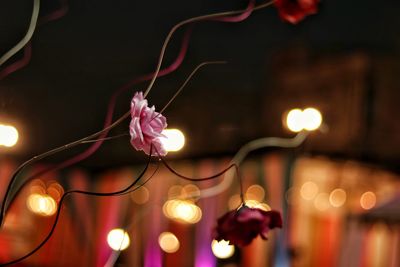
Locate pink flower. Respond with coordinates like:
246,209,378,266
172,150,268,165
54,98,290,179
274,0,319,24
129,91,167,156
214,206,282,246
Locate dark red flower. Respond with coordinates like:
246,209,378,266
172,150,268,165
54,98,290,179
214,206,282,247
274,0,319,24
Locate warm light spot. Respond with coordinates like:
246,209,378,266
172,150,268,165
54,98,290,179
285,108,322,132
168,185,183,198
360,191,376,210
26,194,57,216
107,229,130,251
163,199,202,224
160,128,185,152
302,108,322,131
246,184,265,202
228,194,242,210
329,188,347,207
159,232,180,253
255,202,271,211
0,124,19,147
182,184,200,199
130,186,149,204
245,199,260,208
314,193,331,211
211,240,235,259
47,182,64,202
300,181,319,200
286,109,304,132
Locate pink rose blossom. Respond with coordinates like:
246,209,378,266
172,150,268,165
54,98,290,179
214,206,282,246
129,92,167,156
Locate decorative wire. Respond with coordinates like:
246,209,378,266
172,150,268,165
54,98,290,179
0,147,158,267
0,0,40,67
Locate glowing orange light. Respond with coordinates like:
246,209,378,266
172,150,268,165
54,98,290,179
360,191,376,210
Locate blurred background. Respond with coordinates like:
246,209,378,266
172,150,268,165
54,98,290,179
0,0,400,266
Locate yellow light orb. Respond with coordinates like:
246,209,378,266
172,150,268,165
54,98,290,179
107,229,130,251
26,194,57,216
286,109,304,132
360,191,376,210
329,188,347,207
130,186,150,204
228,194,242,210
159,232,180,253
0,124,19,147
160,129,185,152
302,108,322,131
245,184,265,202
163,200,202,224
314,193,331,211
211,240,235,259
300,181,319,200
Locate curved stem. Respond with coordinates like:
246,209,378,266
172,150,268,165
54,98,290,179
191,132,308,200
0,111,130,226
0,152,156,267
143,0,274,98
0,0,40,67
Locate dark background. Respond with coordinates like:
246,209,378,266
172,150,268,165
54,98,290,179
0,0,399,172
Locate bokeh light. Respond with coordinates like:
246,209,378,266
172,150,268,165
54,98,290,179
211,239,235,259
286,109,304,132
228,194,241,210
302,108,323,131
159,232,180,253
107,229,130,251
0,124,19,147
26,193,57,216
163,199,202,224
329,188,347,207
314,193,331,211
300,181,319,200
360,191,376,210
284,108,323,132
130,186,150,204
245,184,265,202
160,128,185,152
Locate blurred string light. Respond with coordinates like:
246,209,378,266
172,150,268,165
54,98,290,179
0,124,19,147
163,199,202,224
314,193,331,211
158,232,180,253
245,184,265,202
300,181,319,200
285,107,322,133
211,239,235,259
26,180,64,216
130,186,150,204
107,229,130,251
329,188,347,207
160,128,185,152
360,191,376,210
26,194,57,216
